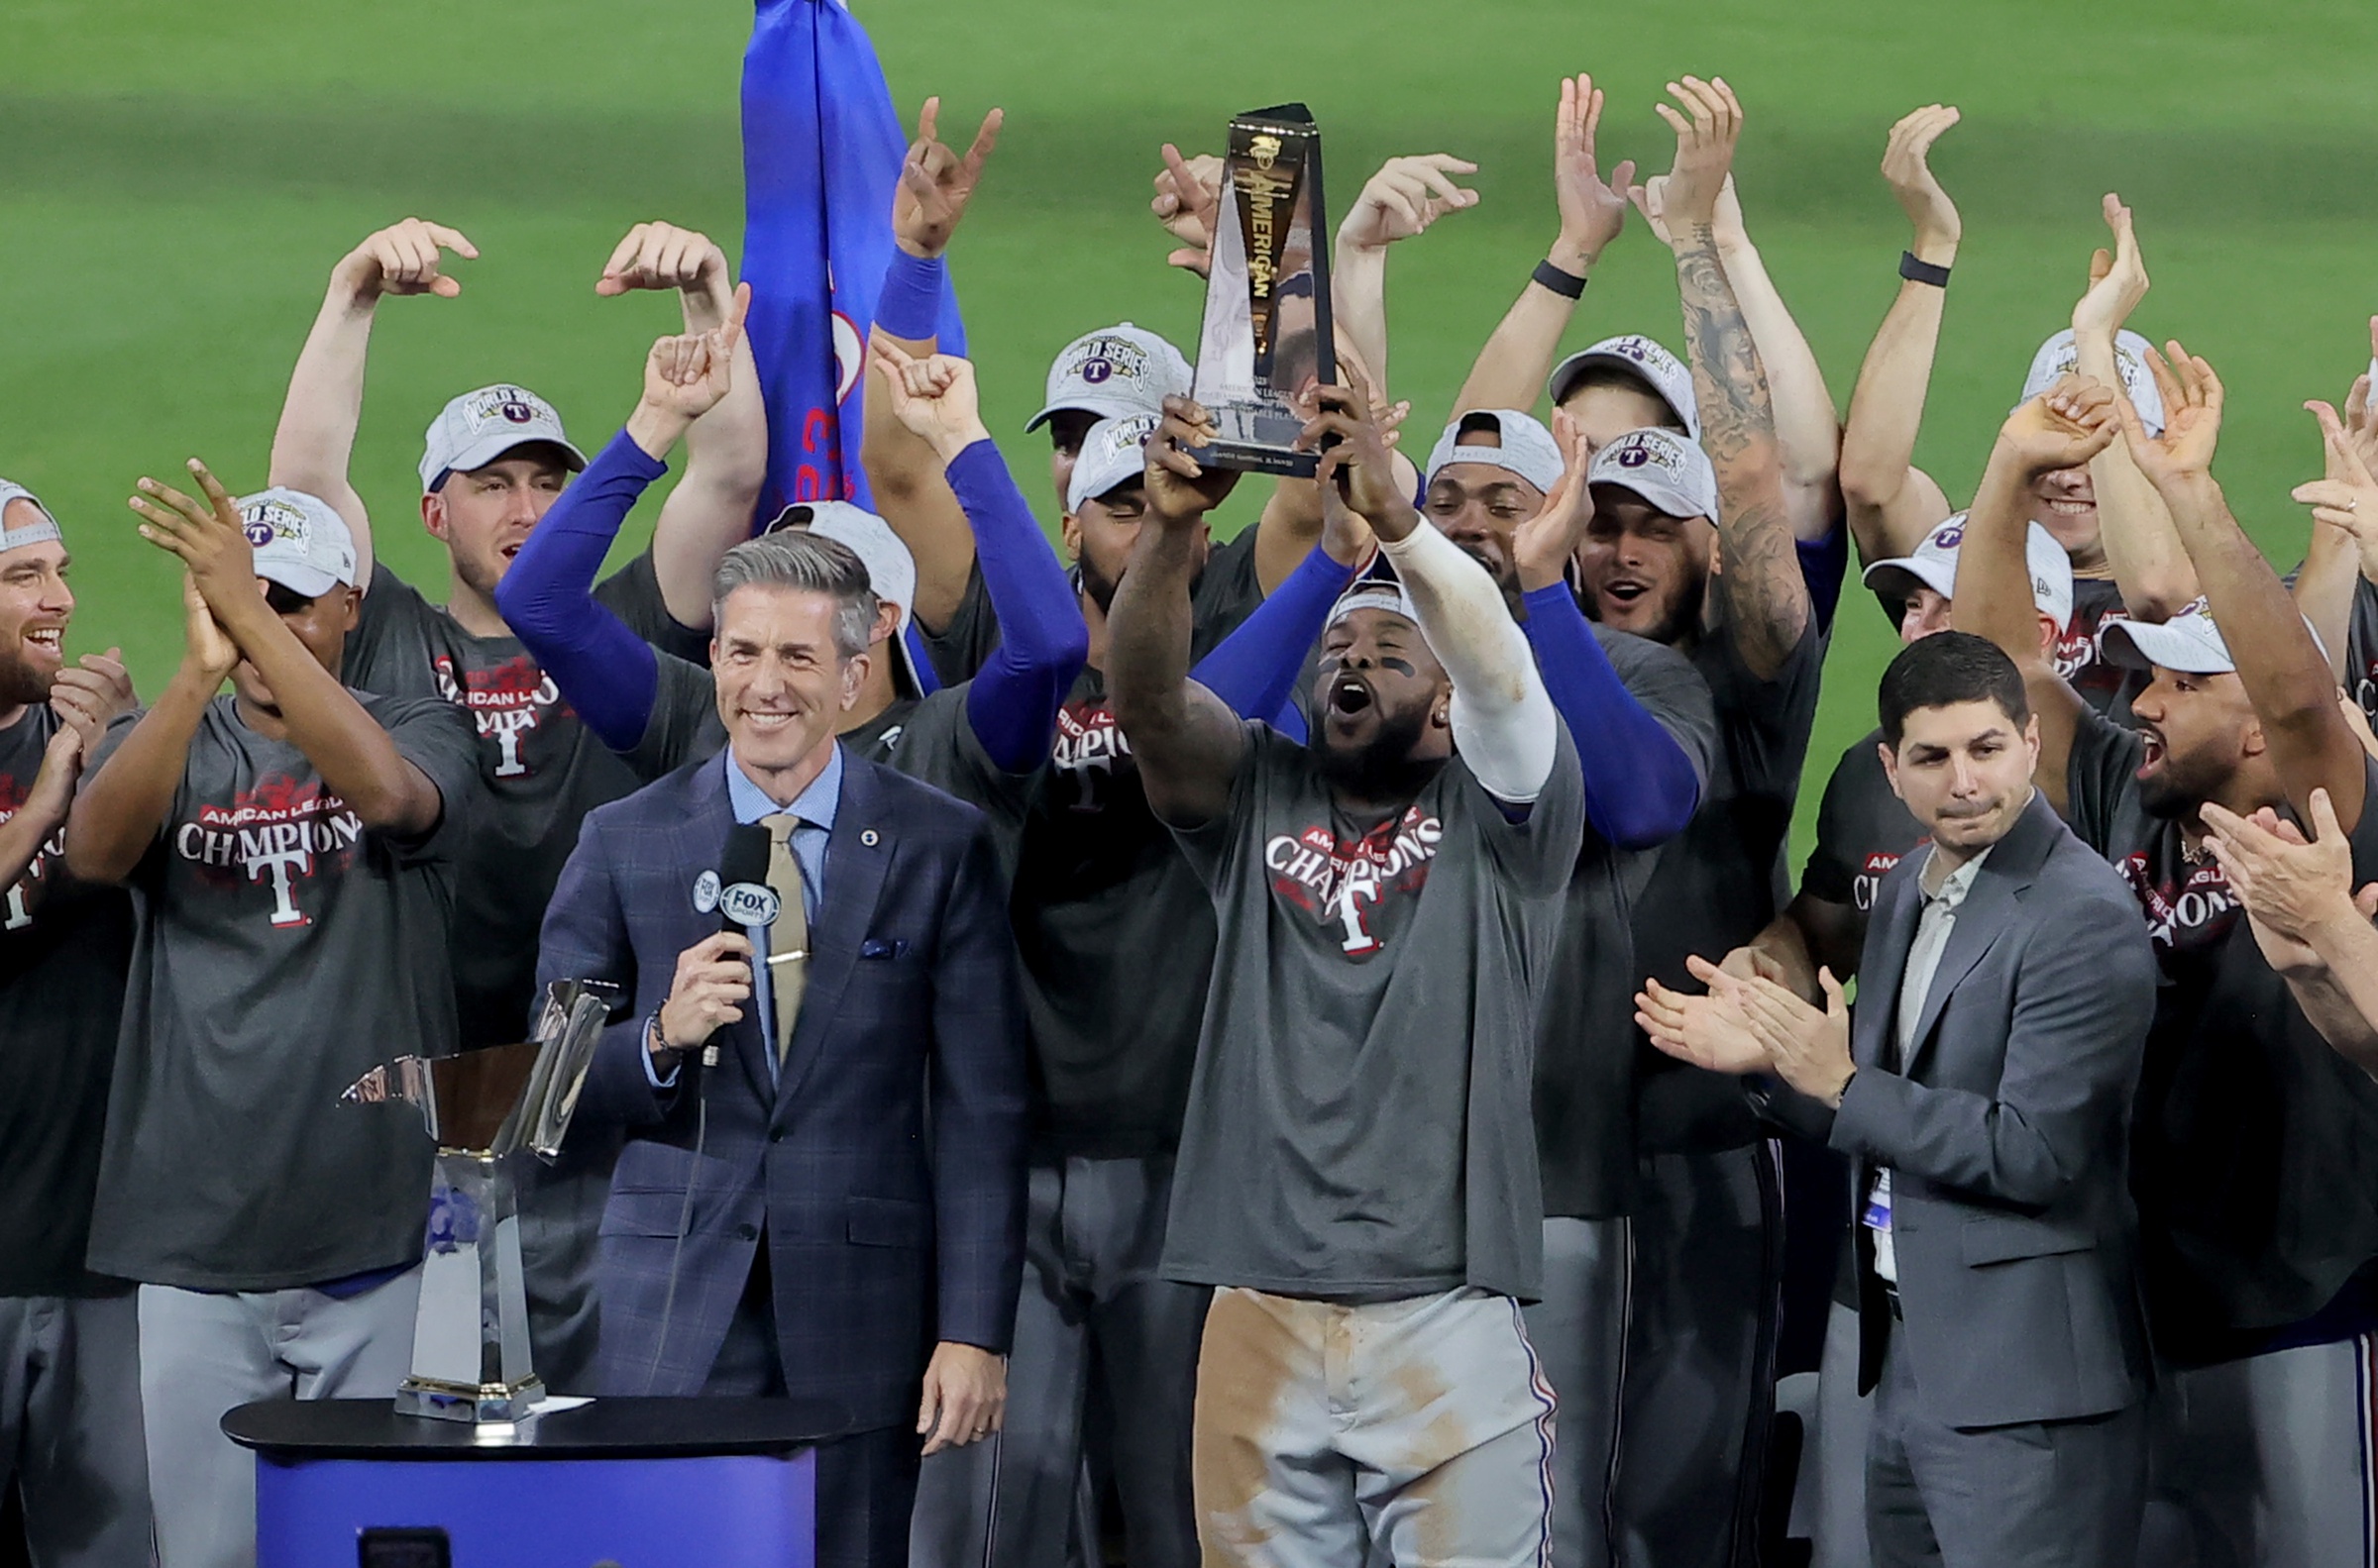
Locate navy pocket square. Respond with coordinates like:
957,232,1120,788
860,938,912,960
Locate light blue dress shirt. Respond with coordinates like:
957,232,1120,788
647,743,844,1087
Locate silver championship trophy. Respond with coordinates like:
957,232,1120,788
341,980,613,1422
1189,103,1338,475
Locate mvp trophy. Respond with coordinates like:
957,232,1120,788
1189,104,1338,475
341,980,613,1423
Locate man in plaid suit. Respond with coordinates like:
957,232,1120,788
540,531,1029,1568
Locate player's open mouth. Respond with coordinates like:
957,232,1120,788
22,627,62,657
2043,498,2094,517
1328,674,1374,717
1603,579,1649,606
500,544,524,561
2138,728,2165,773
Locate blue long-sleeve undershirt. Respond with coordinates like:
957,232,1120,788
1520,582,1702,849
492,433,665,752
493,429,1085,770
945,440,1089,771
1190,541,1355,730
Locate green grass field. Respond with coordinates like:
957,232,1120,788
13,0,2378,851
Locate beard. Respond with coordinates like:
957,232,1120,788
0,644,49,708
1315,700,1445,803
1078,556,1121,616
2137,748,2228,821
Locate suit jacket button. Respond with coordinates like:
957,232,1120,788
736,1222,759,1241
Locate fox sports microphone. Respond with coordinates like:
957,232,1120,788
704,824,776,1068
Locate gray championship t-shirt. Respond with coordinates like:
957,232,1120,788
83,692,481,1291
1163,722,1587,1302
1629,615,1827,1155
342,555,704,1047
1535,625,1721,1220
2068,712,2378,1363
0,706,136,1297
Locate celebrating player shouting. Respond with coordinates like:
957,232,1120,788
1108,384,1583,1565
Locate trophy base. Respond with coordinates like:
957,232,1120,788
1196,438,1319,479
395,1373,548,1425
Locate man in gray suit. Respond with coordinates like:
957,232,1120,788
1638,629,2158,1567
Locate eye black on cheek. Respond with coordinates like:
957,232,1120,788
1379,658,1418,678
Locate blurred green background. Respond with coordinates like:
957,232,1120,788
10,0,2378,850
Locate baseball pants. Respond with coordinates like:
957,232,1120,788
1192,1284,1557,1567
0,1292,152,1568
1806,1298,1871,1568
2137,1329,2378,1568
1612,1144,1784,1568
910,1154,1208,1568
139,1268,419,1568
1525,1217,1631,1568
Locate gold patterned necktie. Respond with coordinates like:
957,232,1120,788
759,812,810,1064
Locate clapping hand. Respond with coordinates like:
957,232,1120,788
2200,789,2378,976
1553,74,1634,270
1514,408,1595,593
2296,396,2378,579
2072,193,2148,343
1999,372,2122,476
1882,105,1962,258
1650,75,1743,243
2116,341,2223,490
131,462,267,636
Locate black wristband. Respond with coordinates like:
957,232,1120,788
1533,259,1587,299
1898,251,1951,288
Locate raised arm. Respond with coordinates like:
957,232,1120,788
594,223,770,629
1838,106,1962,564
2118,344,2367,828
2293,392,2378,683
269,218,480,591
1694,177,1839,543
1658,77,1810,679
65,579,237,885
1451,74,1634,416
861,97,1003,632
134,464,442,834
870,342,1089,772
1953,379,2120,812
496,313,746,750
1333,152,1480,403
2071,196,2198,618
1107,398,1251,828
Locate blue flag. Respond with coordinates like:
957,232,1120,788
740,0,967,518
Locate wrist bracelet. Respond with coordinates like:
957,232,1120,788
648,1009,679,1062
1899,251,1951,288
1533,259,1587,299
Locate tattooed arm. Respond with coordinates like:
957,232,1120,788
1656,77,1808,680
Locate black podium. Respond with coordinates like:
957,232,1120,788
225,1397,845,1566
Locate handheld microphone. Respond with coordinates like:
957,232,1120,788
706,823,775,1068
